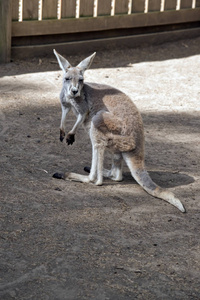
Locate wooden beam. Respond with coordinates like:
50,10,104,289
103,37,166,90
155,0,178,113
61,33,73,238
42,0,57,19
98,0,112,16
61,0,76,18
12,8,200,37
181,0,193,9
11,27,200,59
148,0,161,12
164,0,176,10
132,0,145,13
0,0,12,63
115,0,129,15
80,0,94,17
12,0,19,21
23,0,38,21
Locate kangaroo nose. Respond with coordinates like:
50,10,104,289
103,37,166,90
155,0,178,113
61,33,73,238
72,89,78,95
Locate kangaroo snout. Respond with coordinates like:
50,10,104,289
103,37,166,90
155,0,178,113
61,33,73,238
70,85,79,97
72,88,78,95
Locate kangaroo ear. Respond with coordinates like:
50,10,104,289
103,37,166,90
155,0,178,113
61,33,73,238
53,49,71,72
77,52,96,72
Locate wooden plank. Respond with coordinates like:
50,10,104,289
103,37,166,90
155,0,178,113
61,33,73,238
115,0,129,14
42,0,58,19
148,0,161,11
12,8,200,37
23,0,38,20
132,0,145,13
12,0,19,21
11,27,200,59
61,0,76,18
80,0,94,17
180,0,193,9
164,0,176,10
98,0,112,16
0,0,12,63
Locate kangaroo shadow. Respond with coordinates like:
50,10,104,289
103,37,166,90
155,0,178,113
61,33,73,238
84,165,195,188
119,171,195,189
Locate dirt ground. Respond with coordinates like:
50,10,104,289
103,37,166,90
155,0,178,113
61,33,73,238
0,37,200,300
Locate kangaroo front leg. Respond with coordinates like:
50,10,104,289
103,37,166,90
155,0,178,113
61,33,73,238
60,105,71,142
66,112,87,145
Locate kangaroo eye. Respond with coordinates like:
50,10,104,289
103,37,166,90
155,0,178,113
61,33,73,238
65,77,70,81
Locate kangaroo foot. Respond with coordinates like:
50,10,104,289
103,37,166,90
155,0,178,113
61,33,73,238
52,172,65,180
60,129,65,142
84,166,91,173
66,133,75,145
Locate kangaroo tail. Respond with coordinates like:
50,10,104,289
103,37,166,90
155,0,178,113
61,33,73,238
123,154,186,213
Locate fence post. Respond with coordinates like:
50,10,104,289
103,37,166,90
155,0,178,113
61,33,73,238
0,0,12,63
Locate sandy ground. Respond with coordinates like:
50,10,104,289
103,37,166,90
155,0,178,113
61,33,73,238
0,37,200,300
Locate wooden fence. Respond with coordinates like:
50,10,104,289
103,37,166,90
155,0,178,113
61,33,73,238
0,0,200,62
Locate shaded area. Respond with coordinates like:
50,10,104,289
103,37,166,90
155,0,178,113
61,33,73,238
0,42,200,299
0,36,199,77
123,171,194,188
0,100,199,299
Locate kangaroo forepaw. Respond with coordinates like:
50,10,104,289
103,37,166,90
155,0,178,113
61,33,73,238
66,133,75,145
60,129,65,142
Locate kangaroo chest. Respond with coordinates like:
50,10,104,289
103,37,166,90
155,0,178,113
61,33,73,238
70,96,88,114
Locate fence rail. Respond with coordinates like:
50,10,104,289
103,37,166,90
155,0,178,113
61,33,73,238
0,0,200,62
12,0,200,21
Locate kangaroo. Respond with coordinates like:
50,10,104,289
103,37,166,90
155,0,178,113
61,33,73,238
53,49,186,213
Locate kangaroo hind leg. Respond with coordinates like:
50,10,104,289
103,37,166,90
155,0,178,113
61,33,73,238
54,133,105,186
103,153,123,181
89,143,105,186
84,153,123,182
53,170,90,183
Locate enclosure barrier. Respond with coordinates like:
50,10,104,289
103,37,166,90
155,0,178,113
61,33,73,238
0,0,200,62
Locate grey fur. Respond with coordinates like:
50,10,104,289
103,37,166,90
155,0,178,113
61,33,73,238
53,49,185,213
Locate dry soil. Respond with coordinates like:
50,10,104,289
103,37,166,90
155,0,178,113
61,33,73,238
0,37,200,300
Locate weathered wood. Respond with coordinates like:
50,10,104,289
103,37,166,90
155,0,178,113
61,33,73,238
115,0,129,14
148,0,161,12
61,0,76,18
98,0,112,16
23,0,38,20
12,0,19,21
80,0,94,17
42,0,57,19
132,0,145,13
0,0,12,63
11,27,200,59
196,0,200,7
12,8,200,37
164,0,176,10
181,0,193,9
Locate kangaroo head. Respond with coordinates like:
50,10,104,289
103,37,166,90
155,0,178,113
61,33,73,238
54,49,96,98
